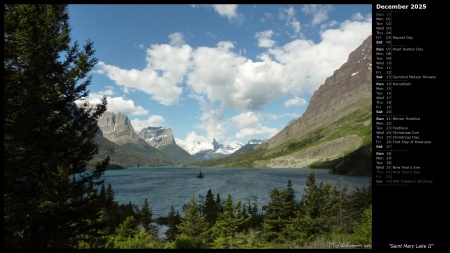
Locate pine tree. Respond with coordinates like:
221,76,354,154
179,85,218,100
262,180,298,243
216,193,223,213
103,183,119,234
177,196,208,238
105,183,115,206
280,179,296,221
165,206,181,241
332,179,352,233
285,172,338,244
4,4,108,248
350,205,372,246
204,189,218,227
211,195,246,248
262,188,285,242
140,198,153,233
99,182,107,204
115,216,138,240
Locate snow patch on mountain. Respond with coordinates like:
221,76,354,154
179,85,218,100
176,138,265,157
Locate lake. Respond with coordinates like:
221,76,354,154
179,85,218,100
101,166,371,218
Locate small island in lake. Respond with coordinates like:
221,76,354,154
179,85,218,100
196,171,204,179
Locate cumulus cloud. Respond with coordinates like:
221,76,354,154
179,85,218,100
187,41,287,112
189,93,226,141
284,97,307,107
266,14,372,94
255,30,276,48
83,93,148,116
96,33,192,106
97,13,371,141
175,131,210,147
302,4,333,26
231,112,279,139
192,4,244,24
131,115,165,131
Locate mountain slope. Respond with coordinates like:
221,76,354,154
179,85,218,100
186,35,372,175
96,112,174,166
88,134,173,169
138,126,198,164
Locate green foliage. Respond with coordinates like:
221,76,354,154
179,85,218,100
139,198,153,233
4,4,109,248
183,105,372,172
157,143,199,164
203,189,218,227
164,206,182,241
109,228,164,249
89,135,175,169
350,206,372,247
74,173,371,249
211,195,247,241
177,196,209,238
283,172,339,245
240,196,264,231
173,234,208,249
115,216,138,239
287,130,325,152
262,180,297,243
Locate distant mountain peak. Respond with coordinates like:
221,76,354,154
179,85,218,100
212,138,220,151
138,126,175,148
177,138,266,160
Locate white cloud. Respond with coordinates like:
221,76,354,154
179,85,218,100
85,93,148,116
284,97,307,107
187,41,287,112
290,20,301,35
261,12,273,22
97,13,371,142
96,42,192,106
302,4,333,26
231,112,259,129
231,112,279,139
279,6,302,38
175,131,210,147
255,30,276,48
188,93,226,141
169,32,185,47
131,115,165,131
98,88,115,96
266,14,372,94
352,12,364,21
211,4,243,24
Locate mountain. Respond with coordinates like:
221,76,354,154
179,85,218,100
177,140,216,156
138,126,174,148
186,35,372,175
138,127,198,164
88,134,173,169
96,112,174,167
232,139,266,155
177,139,266,161
179,138,241,160
97,111,150,149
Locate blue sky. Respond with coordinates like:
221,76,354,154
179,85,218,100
68,4,372,146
